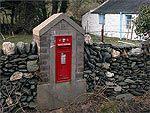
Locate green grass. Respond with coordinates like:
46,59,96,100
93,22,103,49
0,34,142,48
91,35,142,45
0,35,33,47
100,101,118,113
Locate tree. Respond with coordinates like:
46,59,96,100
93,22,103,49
52,0,59,14
1,1,21,25
135,5,150,39
0,1,48,34
52,0,68,15
14,1,48,34
68,0,106,25
59,0,69,13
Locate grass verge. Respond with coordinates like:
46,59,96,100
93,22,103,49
91,35,142,45
0,35,33,47
0,34,142,47
54,87,150,113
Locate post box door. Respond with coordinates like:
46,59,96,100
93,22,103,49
55,36,72,83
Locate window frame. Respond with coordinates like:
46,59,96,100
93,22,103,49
126,15,132,29
99,14,105,24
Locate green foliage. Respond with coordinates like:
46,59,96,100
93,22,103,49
0,1,48,34
13,1,48,33
135,5,150,38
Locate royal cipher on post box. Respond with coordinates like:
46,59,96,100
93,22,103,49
33,13,86,110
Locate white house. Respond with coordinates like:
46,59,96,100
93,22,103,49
82,0,150,40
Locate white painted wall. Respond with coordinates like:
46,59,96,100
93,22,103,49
82,12,141,40
82,12,102,36
104,14,120,38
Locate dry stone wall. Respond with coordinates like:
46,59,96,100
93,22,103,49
84,42,150,99
0,41,38,112
1,39,150,112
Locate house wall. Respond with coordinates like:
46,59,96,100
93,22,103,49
82,12,102,36
105,14,138,40
82,13,140,40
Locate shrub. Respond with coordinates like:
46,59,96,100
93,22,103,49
135,5,150,39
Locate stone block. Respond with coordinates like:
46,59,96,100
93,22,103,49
40,48,48,53
40,54,49,59
37,80,86,110
77,67,84,73
40,41,49,47
40,65,49,71
39,60,48,65
76,72,84,80
2,42,16,55
16,42,25,54
40,36,48,41
27,60,39,72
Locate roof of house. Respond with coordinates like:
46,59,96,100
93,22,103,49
33,13,84,36
92,0,150,14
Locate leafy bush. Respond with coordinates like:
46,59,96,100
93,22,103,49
135,5,150,39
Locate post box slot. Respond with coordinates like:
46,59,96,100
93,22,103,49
57,43,71,47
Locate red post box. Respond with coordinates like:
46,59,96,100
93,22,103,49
55,36,72,83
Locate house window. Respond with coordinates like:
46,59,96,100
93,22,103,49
126,15,132,29
99,14,105,24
